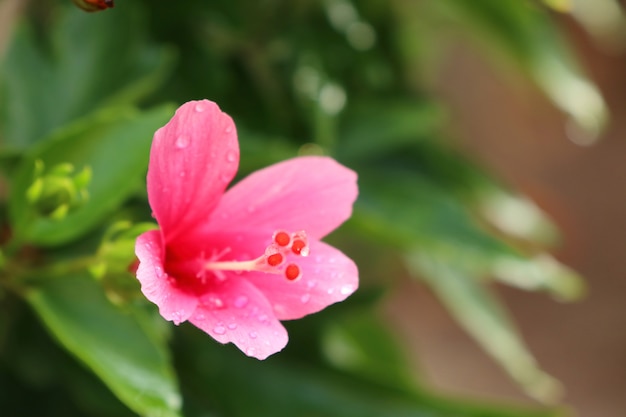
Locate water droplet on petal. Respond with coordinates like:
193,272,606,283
246,347,256,356
226,150,237,162
213,325,226,335
201,294,225,309
175,135,190,149
300,293,311,303
228,323,238,330
257,314,268,323
172,310,184,325
195,313,206,321
307,280,317,289
234,295,248,308
249,331,258,339
225,125,233,134
195,102,206,112
327,288,335,295
340,285,354,295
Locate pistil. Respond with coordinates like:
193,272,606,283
203,230,309,281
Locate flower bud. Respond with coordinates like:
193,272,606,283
25,160,91,220
72,0,114,12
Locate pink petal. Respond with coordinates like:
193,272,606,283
188,278,288,360
147,100,239,243
206,156,358,240
135,230,198,324
244,240,358,320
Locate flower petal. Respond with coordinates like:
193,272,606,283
244,240,358,320
135,230,198,324
147,100,239,243
188,278,288,360
207,156,357,240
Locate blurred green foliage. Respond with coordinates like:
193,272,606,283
0,0,608,415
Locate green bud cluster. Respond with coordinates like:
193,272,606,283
26,160,92,220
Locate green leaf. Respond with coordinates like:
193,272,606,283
27,274,181,417
177,328,563,417
437,0,607,142
9,104,174,246
406,252,562,404
354,170,515,259
338,98,445,160
320,309,417,391
0,3,173,150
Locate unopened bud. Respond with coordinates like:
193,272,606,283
26,160,91,220
72,0,114,12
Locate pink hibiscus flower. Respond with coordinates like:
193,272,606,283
135,100,359,359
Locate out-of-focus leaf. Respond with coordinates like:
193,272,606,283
355,169,581,399
338,98,445,159
356,169,585,301
479,191,559,246
9,104,174,246
354,170,516,260
544,0,626,50
0,3,173,150
491,254,585,301
27,274,181,417
177,328,563,417
321,309,417,391
433,0,608,142
406,252,562,404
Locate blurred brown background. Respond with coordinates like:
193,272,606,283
387,16,626,417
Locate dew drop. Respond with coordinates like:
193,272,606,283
220,173,231,183
195,313,206,321
225,125,233,134
249,331,258,339
327,288,335,295
171,310,184,325
340,285,353,295
257,314,268,323
213,325,226,335
201,294,225,309
226,150,237,162
175,135,190,149
246,347,256,356
228,323,238,330
234,295,248,308
307,280,317,289
300,293,311,304
195,102,206,112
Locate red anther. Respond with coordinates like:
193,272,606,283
285,264,301,281
274,231,291,247
267,253,284,267
291,239,307,255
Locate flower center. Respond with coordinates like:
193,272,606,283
203,230,309,281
